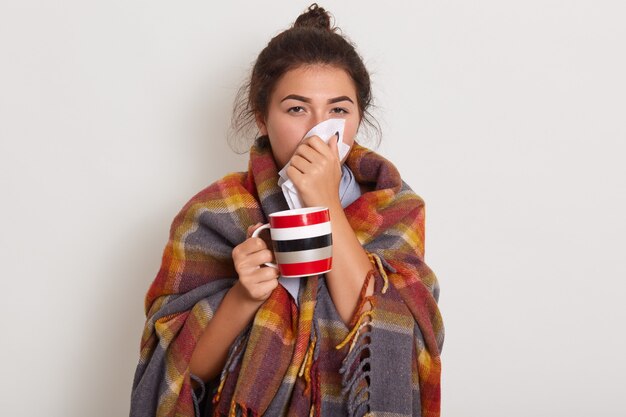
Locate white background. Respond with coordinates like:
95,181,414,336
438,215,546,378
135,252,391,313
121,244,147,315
1,1,625,416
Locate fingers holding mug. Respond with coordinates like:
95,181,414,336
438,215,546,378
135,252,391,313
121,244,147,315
247,222,263,238
251,224,278,269
232,225,279,303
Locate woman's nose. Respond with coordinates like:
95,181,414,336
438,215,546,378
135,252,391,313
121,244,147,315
309,113,328,131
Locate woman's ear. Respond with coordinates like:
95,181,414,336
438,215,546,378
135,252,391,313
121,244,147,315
255,113,268,136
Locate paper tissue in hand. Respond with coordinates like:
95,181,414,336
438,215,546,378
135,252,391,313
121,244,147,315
278,119,350,209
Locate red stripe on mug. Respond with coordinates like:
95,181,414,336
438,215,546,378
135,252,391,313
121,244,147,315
270,210,331,229
278,257,332,277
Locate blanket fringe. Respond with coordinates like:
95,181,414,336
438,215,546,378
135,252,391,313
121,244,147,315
341,360,371,396
353,399,371,417
335,268,375,353
312,325,323,417
367,252,389,294
299,334,317,394
348,384,371,416
223,401,259,417
228,401,237,417
335,310,373,351
338,301,374,416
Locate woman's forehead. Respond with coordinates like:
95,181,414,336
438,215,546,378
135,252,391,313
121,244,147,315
272,65,357,100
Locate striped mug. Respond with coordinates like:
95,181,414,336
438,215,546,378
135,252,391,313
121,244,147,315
252,206,332,278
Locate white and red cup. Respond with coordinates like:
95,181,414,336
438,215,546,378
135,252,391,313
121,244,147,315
252,207,332,278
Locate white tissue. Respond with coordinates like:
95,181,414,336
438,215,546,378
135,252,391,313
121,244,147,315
278,119,350,209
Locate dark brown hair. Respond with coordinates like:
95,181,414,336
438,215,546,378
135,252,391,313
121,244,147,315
230,3,380,152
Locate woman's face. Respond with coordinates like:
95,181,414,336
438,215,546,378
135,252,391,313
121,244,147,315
256,64,361,169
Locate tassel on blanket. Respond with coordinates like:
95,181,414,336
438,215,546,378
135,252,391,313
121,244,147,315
303,295,323,417
367,253,389,294
335,252,399,416
226,401,260,417
309,360,322,417
298,334,317,395
228,401,237,417
336,267,379,417
335,310,373,351
339,319,373,417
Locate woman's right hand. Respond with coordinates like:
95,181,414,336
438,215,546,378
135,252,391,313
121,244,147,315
190,223,279,382
231,223,280,303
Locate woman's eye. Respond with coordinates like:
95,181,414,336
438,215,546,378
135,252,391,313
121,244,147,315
288,106,305,113
331,107,349,114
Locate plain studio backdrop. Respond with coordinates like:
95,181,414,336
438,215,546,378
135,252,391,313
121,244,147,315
1,0,624,416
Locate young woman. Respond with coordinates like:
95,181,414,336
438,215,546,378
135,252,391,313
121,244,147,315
130,4,443,417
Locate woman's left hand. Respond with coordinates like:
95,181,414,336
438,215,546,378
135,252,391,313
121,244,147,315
287,135,342,208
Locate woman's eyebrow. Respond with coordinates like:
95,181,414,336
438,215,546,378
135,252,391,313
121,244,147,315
327,96,354,104
281,94,311,103
280,94,354,104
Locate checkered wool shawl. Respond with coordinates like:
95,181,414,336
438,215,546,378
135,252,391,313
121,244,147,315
130,137,443,417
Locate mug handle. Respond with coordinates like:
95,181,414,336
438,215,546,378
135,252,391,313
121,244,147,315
251,224,278,269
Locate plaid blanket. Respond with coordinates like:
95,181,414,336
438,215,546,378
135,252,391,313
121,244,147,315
130,137,444,417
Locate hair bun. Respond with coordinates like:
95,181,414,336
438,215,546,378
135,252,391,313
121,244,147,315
293,3,333,31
